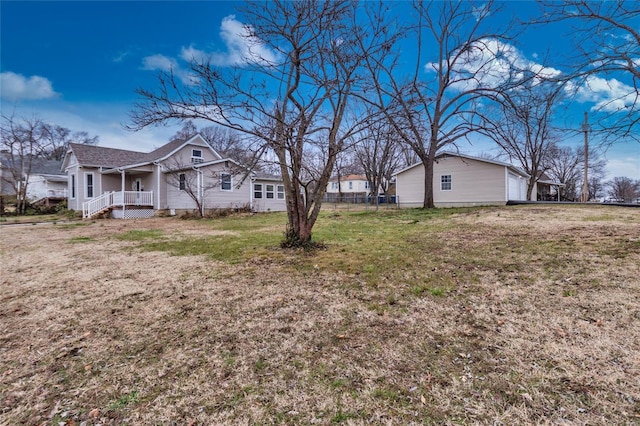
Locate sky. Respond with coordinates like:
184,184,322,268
1,1,638,180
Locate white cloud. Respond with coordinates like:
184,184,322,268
141,54,198,85
143,15,279,81
113,50,132,63
0,71,59,101
570,76,637,113
209,15,279,66
426,38,562,91
142,54,178,72
180,45,208,63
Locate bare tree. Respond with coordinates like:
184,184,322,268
477,80,563,200
164,164,211,218
40,125,98,161
130,0,393,245
545,143,607,201
606,176,640,202
588,175,606,201
537,1,640,142
169,121,199,141
362,0,518,208
353,116,403,205
1,115,48,214
200,126,254,167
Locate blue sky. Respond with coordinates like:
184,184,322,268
1,1,638,180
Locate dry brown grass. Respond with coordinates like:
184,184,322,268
1,205,639,425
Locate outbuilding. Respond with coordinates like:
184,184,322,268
394,152,531,208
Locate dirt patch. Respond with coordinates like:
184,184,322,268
1,207,639,425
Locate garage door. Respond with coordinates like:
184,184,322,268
508,173,524,200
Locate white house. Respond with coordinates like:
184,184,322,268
0,154,67,206
394,152,532,208
62,134,286,218
326,174,370,194
26,159,68,203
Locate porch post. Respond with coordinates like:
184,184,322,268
155,163,161,210
120,169,125,216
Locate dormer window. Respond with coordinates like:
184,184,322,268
191,149,203,163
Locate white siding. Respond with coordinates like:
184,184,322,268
26,176,67,201
326,177,369,194
168,142,221,166
396,164,426,208
252,180,287,212
396,156,517,208
435,156,506,206
67,165,102,211
165,163,252,211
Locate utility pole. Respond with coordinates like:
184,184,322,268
581,112,590,202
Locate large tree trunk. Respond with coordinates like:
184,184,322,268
423,160,435,209
422,142,438,209
527,177,537,201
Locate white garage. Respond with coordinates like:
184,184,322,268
394,152,531,208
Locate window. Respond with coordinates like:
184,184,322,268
365,181,369,189
441,175,452,191
179,173,186,190
254,183,263,199
70,174,76,199
221,173,232,190
191,149,203,163
266,184,274,199
277,185,285,200
331,182,338,190
348,181,353,190
85,172,94,198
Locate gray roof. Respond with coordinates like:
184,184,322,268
30,159,65,175
68,143,150,168
394,151,530,178
0,157,65,176
146,138,188,161
68,137,201,169
253,171,283,181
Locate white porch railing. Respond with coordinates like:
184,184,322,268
112,191,154,206
82,191,153,218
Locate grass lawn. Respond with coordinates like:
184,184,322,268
1,205,639,425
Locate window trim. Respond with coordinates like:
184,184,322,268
254,183,263,199
191,149,203,164
179,173,186,190
221,173,232,191
70,174,76,199
277,185,285,200
441,174,452,191
85,172,95,199
266,184,275,199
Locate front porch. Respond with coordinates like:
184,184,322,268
83,190,154,219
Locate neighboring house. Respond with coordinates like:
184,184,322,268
535,172,563,201
394,152,532,208
62,134,286,218
26,159,68,204
326,174,370,195
0,154,67,205
0,151,16,199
